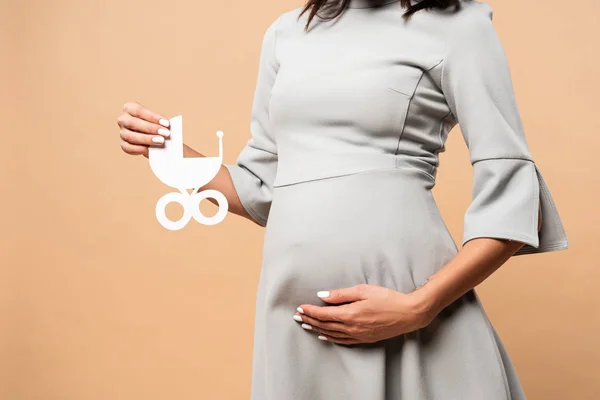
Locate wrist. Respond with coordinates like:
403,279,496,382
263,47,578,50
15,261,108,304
408,284,443,325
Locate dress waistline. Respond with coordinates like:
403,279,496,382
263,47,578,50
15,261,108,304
272,153,437,188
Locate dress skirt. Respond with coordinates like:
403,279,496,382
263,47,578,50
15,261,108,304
250,167,526,400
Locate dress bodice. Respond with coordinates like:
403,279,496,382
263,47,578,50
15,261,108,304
224,0,569,256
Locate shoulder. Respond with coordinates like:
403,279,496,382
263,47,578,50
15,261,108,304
261,6,305,38
450,0,494,21
270,6,306,28
419,1,494,34
421,0,501,58
275,6,309,32
442,1,496,41
405,1,498,56
419,1,505,86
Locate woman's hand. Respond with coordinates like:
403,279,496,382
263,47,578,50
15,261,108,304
117,101,172,157
294,238,525,345
294,284,437,345
115,102,259,224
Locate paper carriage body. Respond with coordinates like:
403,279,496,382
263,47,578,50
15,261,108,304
148,115,228,230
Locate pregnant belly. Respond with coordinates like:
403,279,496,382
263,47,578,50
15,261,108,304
260,167,459,310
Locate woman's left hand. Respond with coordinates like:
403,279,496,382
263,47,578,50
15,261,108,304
294,284,438,345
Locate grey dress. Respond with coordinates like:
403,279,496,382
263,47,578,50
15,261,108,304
224,1,569,398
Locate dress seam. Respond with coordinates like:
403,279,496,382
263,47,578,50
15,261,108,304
435,109,454,154
273,14,281,71
224,164,268,227
267,14,282,104
462,231,538,247
535,165,568,239
239,191,268,226
529,162,538,242
247,141,278,157
244,200,268,227
472,156,535,165
514,240,568,255
393,70,424,156
272,165,436,188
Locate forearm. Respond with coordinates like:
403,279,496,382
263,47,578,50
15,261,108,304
183,144,255,224
409,237,525,319
410,200,543,319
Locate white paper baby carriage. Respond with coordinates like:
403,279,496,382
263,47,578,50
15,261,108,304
148,115,228,230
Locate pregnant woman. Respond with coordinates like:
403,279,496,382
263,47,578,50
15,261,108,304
117,0,569,398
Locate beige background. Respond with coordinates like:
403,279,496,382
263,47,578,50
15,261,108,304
2,0,599,398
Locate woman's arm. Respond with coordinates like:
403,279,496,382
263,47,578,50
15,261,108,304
409,237,525,319
412,203,542,317
291,236,533,345
116,102,257,224
183,144,257,224
118,14,281,227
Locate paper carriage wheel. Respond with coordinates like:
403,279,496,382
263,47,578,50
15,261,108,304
155,189,229,231
190,189,228,226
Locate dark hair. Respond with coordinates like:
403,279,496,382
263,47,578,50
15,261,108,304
299,0,462,31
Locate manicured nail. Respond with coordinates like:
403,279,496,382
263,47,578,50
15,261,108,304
159,118,170,127
318,335,328,341
317,291,330,298
293,315,303,322
297,307,304,314
301,323,312,330
152,136,165,144
158,128,170,137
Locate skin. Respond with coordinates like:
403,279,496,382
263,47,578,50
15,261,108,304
294,237,526,344
117,101,542,345
117,102,254,223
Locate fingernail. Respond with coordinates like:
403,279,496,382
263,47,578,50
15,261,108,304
158,128,170,137
159,118,170,127
293,315,303,322
318,335,328,341
297,307,304,314
317,291,329,298
152,136,165,144
301,323,312,330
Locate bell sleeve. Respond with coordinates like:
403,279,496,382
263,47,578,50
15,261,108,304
440,4,568,256
223,15,281,227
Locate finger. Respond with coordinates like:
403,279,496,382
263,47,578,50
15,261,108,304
120,127,166,146
118,114,170,138
120,139,149,156
317,334,361,345
317,284,368,304
294,313,351,334
303,324,353,339
122,101,170,128
299,302,358,323
314,326,352,339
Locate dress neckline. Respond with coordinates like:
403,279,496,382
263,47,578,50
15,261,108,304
346,0,402,9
